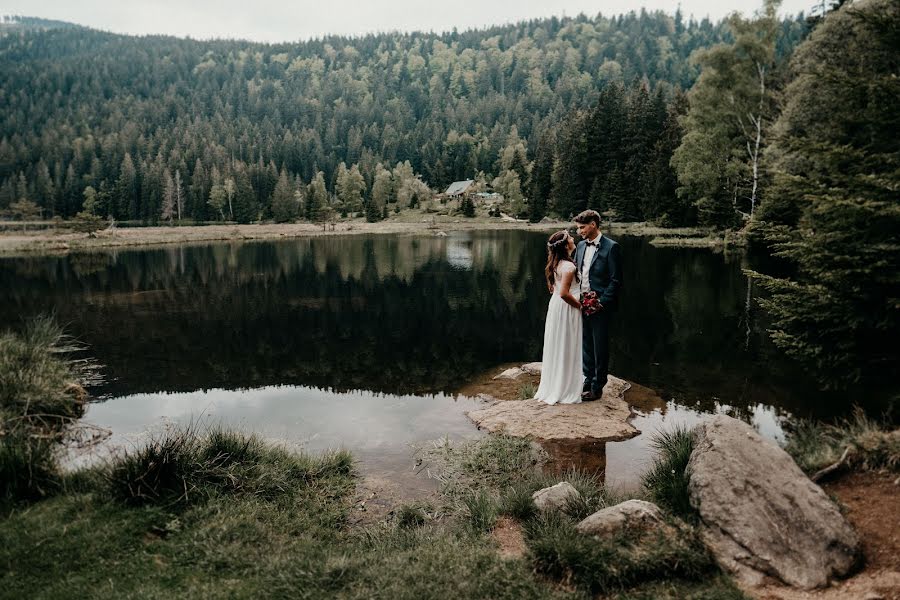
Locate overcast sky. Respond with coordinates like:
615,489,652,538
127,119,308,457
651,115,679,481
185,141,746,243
4,1,811,43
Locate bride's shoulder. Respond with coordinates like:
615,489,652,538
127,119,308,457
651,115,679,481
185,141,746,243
558,261,576,274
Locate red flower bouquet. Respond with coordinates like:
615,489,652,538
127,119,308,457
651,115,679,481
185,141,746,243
581,291,602,316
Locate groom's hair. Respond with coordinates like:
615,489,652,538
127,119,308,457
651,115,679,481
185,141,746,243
574,210,601,227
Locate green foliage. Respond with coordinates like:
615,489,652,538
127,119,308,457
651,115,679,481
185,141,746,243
460,195,476,217
0,317,82,504
641,426,698,521
517,381,537,399
107,424,354,508
751,0,900,390
526,511,718,595
70,211,105,234
463,489,498,532
785,409,900,474
672,0,782,228
270,170,298,222
0,12,807,221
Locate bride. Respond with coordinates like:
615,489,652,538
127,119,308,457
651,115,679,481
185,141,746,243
534,230,583,405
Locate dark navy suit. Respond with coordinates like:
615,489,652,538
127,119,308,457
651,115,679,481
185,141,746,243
575,235,623,395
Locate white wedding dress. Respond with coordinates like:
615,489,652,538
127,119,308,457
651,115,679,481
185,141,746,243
534,262,583,405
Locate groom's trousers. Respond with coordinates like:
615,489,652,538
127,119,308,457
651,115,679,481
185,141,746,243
582,311,611,395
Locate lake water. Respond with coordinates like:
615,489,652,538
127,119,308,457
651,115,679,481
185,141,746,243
0,231,855,492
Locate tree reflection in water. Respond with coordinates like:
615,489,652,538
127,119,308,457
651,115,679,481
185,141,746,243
0,231,857,418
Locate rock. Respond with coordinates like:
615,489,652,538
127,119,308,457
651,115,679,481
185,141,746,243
492,367,524,380
688,415,860,590
520,362,542,375
532,482,580,512
435,231,448,237
539,216,555,223
576,499,665,537
467,375,637,441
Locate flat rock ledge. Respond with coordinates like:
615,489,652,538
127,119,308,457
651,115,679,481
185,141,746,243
467,370,638,441
532,482,581,512
688,415,861,590
576,500,667,537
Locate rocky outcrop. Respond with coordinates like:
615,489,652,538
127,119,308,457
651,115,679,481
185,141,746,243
532,482,581,512
688,415,861,590
576,500,666,537
467,375,637,441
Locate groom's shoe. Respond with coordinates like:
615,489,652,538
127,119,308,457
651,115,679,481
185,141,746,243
581,390,598,401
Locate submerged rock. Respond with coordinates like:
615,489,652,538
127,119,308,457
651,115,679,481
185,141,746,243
467,375,637,441
532,482,581,512
576,499,666,537
688,415,861,590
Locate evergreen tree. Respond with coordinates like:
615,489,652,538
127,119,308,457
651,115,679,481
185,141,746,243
271,170,298,223
750,0,900,390
528,131,554,222
305,171,329,222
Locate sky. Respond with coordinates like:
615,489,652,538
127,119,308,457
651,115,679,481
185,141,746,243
4,0,812,43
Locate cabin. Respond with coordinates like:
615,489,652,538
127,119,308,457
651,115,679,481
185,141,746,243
443,180,475,198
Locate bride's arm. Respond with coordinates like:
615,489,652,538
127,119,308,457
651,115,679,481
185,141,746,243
558,264,581,310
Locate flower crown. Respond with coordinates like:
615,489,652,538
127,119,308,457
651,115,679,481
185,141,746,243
547,233,568,250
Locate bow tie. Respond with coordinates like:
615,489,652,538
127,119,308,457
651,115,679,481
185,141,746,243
586,240,600,247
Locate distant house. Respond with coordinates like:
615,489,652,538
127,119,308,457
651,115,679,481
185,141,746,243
444,180,475,198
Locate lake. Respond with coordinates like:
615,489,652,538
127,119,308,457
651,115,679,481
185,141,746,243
0,230,855,491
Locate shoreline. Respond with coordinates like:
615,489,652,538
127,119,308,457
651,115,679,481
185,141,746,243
0,217,733,257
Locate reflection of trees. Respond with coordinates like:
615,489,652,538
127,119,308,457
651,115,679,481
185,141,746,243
0,233,854,417
0,232,549,397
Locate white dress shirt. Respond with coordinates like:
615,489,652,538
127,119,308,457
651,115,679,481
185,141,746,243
580,233,602,294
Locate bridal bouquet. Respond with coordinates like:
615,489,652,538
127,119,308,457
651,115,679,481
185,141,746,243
581,291,602,316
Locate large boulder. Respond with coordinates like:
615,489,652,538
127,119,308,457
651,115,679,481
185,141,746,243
532,482,580,512
688,415,860,589
576,499,666,537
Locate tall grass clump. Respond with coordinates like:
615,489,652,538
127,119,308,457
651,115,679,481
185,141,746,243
107,424,354,507
517,381,537,400
785,408,900,474
526,511,718,595
641,425,697,521
0,317,84,504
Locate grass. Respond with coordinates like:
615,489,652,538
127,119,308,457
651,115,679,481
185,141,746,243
517,381,537,399
525,511,725,596
641,425,698,522
0,317,84,505
106,424,353,508
785,408,900,474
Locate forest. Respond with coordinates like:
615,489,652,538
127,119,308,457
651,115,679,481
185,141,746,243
0,10,807,224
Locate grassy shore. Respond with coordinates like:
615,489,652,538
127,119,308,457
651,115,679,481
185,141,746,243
0,210,736,257
1,320,747,598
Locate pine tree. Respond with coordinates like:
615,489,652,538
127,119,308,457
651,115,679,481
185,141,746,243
750,0,900,390
528,131,554,222
271,170,297,223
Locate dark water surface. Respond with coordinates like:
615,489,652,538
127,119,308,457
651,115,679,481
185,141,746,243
0,231,855,490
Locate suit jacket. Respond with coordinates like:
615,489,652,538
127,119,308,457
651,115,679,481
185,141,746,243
575,235,623,310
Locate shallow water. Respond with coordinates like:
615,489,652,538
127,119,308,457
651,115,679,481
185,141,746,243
0,230,859,492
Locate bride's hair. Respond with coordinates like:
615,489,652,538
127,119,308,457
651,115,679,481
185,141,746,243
545,230,575,292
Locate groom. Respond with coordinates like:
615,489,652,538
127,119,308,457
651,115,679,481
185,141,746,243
574,209,623,401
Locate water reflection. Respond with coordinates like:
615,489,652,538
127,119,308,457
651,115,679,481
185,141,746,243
604,400,789,493
75,384,485,492
0,229,874,487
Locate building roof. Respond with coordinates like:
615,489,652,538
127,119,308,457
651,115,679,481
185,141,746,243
444,180,475,196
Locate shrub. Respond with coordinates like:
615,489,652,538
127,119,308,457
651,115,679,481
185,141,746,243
785,408,900,474
641,425,697,521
